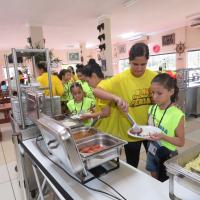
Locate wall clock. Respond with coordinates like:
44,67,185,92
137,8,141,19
176,42,185,55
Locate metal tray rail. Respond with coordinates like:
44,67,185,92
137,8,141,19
165,144,200,199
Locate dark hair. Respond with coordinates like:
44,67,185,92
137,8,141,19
76,67,84,74
18,70,23,75
70,82,83,92
152,73,179,103
88,58,97,65
82,63,104,79
58,69,71,80
76,64,84,69
129,42,149,61
68,66,75,75
1,81,6,86
37,63,47,72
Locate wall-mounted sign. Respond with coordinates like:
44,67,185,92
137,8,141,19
118,44,126,54
68,52,80,61
162,33,175,46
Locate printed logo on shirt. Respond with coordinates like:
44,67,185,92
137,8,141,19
130,88,152,107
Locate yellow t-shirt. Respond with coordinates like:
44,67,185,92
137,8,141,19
98,68,157,142
71,74,78,82
94,80,119,134
37,72,64,96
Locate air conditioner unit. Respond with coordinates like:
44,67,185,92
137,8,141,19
129,34,149,42
186,13,200,29
122,0,138,8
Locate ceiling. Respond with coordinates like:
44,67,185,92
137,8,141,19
0,0,200,49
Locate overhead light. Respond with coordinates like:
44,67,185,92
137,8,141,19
66,44,79,49
122,0,138,8
119,32,143,39
86,43,96,49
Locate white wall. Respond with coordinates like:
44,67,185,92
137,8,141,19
113,26,200,72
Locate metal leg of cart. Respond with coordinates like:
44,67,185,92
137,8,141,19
32,164,47,200
36,178,47,200
168,174,182,200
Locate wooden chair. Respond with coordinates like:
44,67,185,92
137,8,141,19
0,90,12,141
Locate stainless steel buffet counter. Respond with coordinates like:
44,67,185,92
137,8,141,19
20,138,200,200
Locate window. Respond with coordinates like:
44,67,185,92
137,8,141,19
3,66,15,79
118,59,129,72
187,50,200,68
148,53,176,71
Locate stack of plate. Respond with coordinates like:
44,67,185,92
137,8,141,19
43,96,61,116
11,96,33,126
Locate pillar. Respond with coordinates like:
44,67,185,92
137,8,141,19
97,16,113,76
29,26,45,48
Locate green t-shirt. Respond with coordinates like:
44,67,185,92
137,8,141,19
61,81,73,102
67,97,95,126
148,105,184,151
76,80,96,104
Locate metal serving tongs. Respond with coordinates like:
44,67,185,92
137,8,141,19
126,113,141,132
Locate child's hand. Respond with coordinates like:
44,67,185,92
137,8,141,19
149,133,163,141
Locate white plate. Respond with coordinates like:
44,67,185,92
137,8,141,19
70,114,80,120
62,120,77,127
127,125,162,139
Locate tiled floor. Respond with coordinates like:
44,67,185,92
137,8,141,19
0,117,200,200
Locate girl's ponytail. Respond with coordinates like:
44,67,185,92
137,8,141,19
171,78,179,103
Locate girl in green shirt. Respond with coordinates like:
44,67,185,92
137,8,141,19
146,73,185,182
58,69,73,113
67,82,95,126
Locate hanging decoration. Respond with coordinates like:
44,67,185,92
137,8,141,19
176,42,185,55
152,45,160,53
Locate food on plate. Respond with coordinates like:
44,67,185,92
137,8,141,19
79,144,105,154
129,127,143,135
62,120,77,127
70,114,80,120
184,153,200,173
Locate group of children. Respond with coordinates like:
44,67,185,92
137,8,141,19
36,51,185,182
57,64,96,125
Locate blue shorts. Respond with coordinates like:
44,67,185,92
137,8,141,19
146,152,159,172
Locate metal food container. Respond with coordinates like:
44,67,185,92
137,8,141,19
71,127,97,141
26,90,45,123
76,133,125,169
11,96,34,126
165,144,200,199
57,116,83,129
43,96,62,116
37,115,127,182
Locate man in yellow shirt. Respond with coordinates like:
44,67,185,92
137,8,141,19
94,43,157,168
36,63,64,96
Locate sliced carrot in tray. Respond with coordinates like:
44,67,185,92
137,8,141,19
79,144,105,154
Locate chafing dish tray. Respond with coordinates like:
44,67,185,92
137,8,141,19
55,115,83,129
165,144,200,199
37,115,127,183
